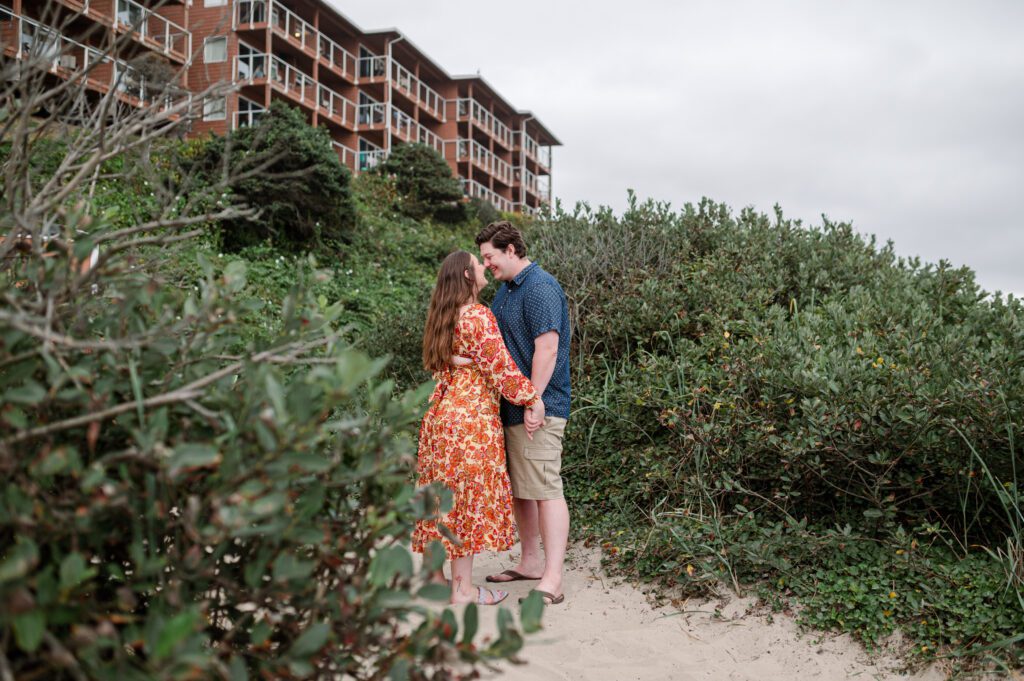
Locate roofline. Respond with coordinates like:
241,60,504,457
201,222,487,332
452,74,562,146
320,3,560,145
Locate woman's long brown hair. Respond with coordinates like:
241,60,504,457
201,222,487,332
423,250,476,372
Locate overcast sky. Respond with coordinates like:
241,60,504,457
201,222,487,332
338,1,1024,297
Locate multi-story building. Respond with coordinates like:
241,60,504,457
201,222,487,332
2,0,559,214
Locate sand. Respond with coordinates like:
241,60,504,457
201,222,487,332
447,544,949,681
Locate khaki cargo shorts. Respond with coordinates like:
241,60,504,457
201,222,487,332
504,417,567,500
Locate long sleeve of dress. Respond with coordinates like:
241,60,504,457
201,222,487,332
463,307,538,407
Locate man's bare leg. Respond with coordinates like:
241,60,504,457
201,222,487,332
534,498,569,598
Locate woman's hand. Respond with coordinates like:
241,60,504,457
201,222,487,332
524,399,545,439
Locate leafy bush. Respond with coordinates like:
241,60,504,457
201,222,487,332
528,193,1024,666
1,57,535,678
0,225,535,680
376,143,467,224
190,102,357,251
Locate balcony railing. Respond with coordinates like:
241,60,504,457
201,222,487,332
358,53,386,80
234,52,316,105
331,140,357,169
417,125,443,154
270,0,314,53
235,0,356,82
234,51,266,81
391,107,415,141
359,147,386,173
318,33,356,81
390,59,444,120
516,167,540,197
456,98,513,149
317,84,356,128
454,138,512,186
4,7,187,111
115,0,190,61
461,178,512,213
519,132,552,169
357,96,385,128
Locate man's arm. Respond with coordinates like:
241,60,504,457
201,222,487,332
530,331,559,397
524,331,558,433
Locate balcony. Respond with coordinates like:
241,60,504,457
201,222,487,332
3,7,187,111
236,50,356,130
390,60,444,121
331,140,357,171
317,83,356,130
456,98,513,150
114,0,190,63
235,0,357,84
358,53,386,82
317,32,355,83
391,106,415,142
416,124,443,155
358,145,386,173
461,178,512,213
454,138,513,186
234,52,316,108
357,95,385,129
517,132,552,169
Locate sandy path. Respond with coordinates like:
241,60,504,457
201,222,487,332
451,544,946,681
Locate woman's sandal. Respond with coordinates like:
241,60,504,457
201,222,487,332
476,586,509,605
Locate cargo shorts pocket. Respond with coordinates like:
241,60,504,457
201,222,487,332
524,445,560,461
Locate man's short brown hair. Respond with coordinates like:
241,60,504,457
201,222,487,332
475,221,527,258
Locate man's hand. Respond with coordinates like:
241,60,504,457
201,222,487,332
524,400,545,439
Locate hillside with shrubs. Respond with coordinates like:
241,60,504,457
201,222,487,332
3,91,1023,680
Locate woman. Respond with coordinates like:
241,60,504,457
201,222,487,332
412,250,545,605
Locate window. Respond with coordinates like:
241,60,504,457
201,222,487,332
204,36,227,63
205,0,227,6
203,97,226,121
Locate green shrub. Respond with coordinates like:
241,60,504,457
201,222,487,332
529,193,1024,666
190,102,357,252
1,71,535,677
0,227,534,679
376,143,467,224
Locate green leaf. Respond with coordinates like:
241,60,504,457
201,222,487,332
2,406,27,429
168,443,221,477
0,537,39,584
153,610,199,659
440,608,458,642
519,590,545,634
251,620,272,646
289,621,330,658
5,380,46,405
229,656,249,681
369,545,413,587
272,553,315,583
59,552,97,591
462,603,478,644
388,658,410,681
224,259,248,292
417,583,450,602
13,610,45,652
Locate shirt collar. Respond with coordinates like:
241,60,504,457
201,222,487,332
509,261,538,288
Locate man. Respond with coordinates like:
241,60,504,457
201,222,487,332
476,221,571,605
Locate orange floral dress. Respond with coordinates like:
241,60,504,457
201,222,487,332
412,304,538,559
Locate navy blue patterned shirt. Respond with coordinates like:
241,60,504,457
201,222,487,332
491,262,571,426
